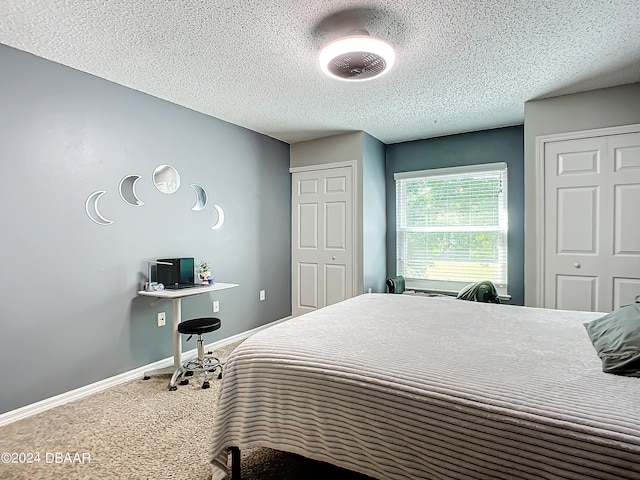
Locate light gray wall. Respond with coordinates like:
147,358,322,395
0,44,291,414
362,133,387,293
523,83,640,306
289,132,362,169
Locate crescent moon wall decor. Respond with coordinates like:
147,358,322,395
119,174,144,206
211,204,225,230
191,184,207,211
85,190,114,226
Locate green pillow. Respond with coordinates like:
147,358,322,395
584,302,640,377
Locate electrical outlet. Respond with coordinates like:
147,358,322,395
259,290,266,301
157,312,166,327
213,300,220,313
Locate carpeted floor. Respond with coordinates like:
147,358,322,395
0,342,374,480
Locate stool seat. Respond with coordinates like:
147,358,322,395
178,317,221,336
167,317,224,391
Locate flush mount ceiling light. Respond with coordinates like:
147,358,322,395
319,31,395,81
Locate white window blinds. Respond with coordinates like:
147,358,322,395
395,163,508,293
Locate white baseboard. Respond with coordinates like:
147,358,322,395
0,316,291,427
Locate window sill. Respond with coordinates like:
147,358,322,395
406,287,511,302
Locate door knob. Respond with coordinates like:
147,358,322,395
574,262,581,268
332,256,336,260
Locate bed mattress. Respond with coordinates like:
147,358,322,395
210,294,640,479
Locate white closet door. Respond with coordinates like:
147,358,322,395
292,166,354,317
544,132,640,312
609,133,640,309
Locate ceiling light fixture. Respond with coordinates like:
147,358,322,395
319,30,395,81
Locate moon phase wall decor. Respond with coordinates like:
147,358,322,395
211,204,225,230
119,174,144,206
85,190,114,226
191,184,207,211
84,164,225,231
153,164,180,194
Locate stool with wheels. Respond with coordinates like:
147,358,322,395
169,317,222,391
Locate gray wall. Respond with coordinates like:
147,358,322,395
9,42,632,414
523,83,640,306
385,126,525,305
362,133,387,293
0,44,291,414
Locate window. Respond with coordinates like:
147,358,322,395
395,163,508,294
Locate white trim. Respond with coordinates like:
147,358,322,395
533,123,640,307
395,163,509,291
0,316,291,427
406,287,512,301
289,160,357,174
406,278,508,297
394,162,507,180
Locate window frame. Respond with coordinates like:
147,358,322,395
394,162,509,296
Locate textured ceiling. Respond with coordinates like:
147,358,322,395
1,1,640,144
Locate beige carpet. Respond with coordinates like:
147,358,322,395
0,342,374,480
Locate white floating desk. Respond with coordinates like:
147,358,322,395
138,282,238,388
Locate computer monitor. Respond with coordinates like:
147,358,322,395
156,257,195,286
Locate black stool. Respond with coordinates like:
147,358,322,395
169,317,222,391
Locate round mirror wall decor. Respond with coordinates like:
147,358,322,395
153,165,180,194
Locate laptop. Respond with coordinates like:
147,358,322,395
156,257,206,290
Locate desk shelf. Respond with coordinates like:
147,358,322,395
137,282,239,299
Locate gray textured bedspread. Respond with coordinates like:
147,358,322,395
211,294,640,479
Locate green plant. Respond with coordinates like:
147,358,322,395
198,261,210,273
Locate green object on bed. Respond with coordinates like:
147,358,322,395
584,299,640,377
457,280,501,303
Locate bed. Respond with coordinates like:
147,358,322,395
210,293,640,479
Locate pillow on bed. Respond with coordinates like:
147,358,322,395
584,301,640,377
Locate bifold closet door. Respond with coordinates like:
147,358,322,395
544,131,640,312
292,166,354,317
